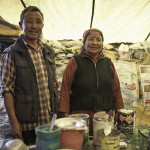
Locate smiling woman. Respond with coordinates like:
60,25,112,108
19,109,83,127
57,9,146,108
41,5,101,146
84,31,103,58
59,28,124,136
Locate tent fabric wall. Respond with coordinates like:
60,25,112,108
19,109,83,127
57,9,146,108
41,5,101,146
0,0,150,42
0,16,22,36
0,1,150,147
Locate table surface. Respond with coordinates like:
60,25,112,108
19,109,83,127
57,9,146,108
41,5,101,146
81,139,139,150
0,133,148,150
0,139,144,150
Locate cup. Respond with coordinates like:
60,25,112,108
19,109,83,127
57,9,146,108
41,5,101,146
35,124,60,150
95,129,120,150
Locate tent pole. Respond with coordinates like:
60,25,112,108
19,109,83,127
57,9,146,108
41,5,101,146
20,0,26,8
145,32,150,41
90,0,95,28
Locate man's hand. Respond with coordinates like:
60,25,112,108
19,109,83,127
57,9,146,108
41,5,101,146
11,121,23,140
3,92,23,140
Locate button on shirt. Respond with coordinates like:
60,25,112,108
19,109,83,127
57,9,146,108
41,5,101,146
0,39,51,131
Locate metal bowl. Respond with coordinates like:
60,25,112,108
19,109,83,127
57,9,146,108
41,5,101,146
4,139,28,150
55,118,87,130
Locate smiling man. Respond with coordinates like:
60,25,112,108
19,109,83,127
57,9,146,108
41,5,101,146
0,6,58,145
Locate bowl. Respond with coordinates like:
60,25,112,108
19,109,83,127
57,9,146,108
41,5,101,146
55,118,87,149
4,139,28,150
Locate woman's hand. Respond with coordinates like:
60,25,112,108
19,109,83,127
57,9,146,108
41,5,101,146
114,113,118,126
58,112,69,118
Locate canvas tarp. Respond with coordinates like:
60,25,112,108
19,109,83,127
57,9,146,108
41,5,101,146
0,0,150,43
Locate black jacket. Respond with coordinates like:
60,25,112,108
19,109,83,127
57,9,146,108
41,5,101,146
4,35,58,123
70,52,114,112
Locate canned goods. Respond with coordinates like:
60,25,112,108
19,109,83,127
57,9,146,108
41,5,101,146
93,111,114,145
96,129,120,150
117,109,136,134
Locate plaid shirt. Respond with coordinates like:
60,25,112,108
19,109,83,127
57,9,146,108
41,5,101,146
1,38,52,131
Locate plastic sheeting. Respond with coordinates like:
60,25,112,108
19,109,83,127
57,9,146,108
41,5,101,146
0,0,150,43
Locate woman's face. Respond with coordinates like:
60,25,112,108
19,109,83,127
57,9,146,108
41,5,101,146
84,31,103,56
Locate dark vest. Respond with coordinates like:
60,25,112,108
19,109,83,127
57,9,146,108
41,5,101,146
4,35,57,123
70,53,114,112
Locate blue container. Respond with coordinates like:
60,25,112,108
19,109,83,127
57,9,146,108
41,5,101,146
35,124,60,150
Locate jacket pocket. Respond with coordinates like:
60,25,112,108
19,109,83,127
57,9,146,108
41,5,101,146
14,95,38,123
15,53,30,67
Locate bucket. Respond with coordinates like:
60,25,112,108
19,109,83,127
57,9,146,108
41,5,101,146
35,124,60,150
117,109,136,134
69,113,89,147
93,111,114,145
96,129,120,150
55,118,87,149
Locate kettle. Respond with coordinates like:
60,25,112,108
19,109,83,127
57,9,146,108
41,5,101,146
4,139,28,150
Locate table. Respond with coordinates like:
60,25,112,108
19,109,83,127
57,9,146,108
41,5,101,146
81,137,142,150
81,127,149,150
0,129,149,150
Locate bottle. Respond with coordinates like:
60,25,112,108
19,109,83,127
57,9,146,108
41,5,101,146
147,132,150,150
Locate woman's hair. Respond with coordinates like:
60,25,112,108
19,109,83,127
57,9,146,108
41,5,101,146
20,6,44,23
83,28,104,44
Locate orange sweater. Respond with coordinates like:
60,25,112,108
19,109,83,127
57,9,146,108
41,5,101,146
59,54,124,135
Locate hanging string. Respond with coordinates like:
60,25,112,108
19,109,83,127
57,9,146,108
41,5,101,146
112,0,150,39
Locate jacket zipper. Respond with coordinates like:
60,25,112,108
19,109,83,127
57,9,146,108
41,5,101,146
95,63,99,92
83,54,102,93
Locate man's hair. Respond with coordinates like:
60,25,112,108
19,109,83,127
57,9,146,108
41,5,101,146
20,6,44,23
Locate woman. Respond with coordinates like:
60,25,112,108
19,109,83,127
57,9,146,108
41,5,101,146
59,28,124,135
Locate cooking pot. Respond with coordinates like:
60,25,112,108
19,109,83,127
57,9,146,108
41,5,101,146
55,118,87,149
4,139,28,150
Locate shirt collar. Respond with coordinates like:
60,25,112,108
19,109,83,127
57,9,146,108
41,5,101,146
22,36,44,50
84,51,103,63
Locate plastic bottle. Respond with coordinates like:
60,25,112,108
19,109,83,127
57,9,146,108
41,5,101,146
147,132,150,150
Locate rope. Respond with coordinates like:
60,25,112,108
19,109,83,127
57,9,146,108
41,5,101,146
112,0,150,38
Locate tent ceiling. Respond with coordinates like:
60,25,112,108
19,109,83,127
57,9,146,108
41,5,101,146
0,0,150,43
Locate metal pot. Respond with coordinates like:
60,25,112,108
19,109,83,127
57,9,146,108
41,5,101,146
4,139,28,150
55,118,87,149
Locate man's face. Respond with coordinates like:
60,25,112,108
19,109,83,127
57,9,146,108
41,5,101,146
19,11,44,41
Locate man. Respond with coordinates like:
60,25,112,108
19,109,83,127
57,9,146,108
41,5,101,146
0,6,58,145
